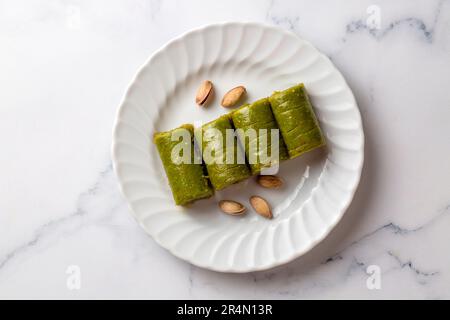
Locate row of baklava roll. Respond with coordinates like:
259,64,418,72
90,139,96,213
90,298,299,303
153,84,325,205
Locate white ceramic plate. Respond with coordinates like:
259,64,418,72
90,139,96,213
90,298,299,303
112,22,364,272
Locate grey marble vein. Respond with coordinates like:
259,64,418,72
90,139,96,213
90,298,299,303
0,164,114,272
387,251,439,284
324,204,450,265
344,0,447,42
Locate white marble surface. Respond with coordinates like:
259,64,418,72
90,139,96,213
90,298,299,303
1,0,450,299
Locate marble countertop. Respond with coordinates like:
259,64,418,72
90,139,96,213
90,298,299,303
1,0,449,299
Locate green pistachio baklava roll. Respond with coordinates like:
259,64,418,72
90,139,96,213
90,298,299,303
231,98,289,175
153,124,214,206
195,115,251,190
269,84,325,159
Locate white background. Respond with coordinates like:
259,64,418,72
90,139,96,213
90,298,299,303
1,0,449,299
